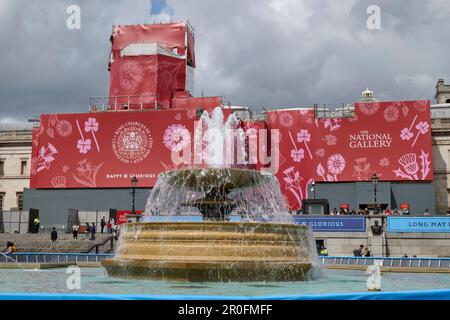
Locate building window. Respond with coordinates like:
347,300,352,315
0,161,4,177
16,192,23,211
20,160,27,175
0,193,4,211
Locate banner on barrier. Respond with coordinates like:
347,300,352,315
292,216,366,232
387,217,450,233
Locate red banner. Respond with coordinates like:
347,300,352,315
31,101,433,212
116,210,143,225
266,100,433,209
31,109,200,188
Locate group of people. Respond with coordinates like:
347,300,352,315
353,244,371,257
71,217,120,241
329,207,432,216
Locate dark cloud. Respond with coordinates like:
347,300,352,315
0,0,449,121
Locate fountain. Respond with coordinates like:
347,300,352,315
101,108,319,282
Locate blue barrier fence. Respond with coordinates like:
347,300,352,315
3,253,450,269
0,252,113,263
321,256,450,268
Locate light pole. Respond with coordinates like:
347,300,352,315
371,172,379,208
131,176,138,216
310,182,316,199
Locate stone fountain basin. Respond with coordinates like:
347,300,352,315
101,222,315,282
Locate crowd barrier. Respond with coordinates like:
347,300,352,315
3,253,450,270
0,252,113,263
321,256,450,268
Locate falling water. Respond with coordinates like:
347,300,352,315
144,107,292,223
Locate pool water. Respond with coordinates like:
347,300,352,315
1,268,450,297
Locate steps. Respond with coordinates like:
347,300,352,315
0,233,112,253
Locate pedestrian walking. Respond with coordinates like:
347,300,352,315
91,222,96,241
85,223,90,240
50,227,58,250
100,217,106,234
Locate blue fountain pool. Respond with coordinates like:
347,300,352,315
1,267,450,298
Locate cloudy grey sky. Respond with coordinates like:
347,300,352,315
0,0,449,122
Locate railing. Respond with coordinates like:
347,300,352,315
314,103,355,118
321,256,450,268
3,253,450,269
0,252,113,264
89,94,159,112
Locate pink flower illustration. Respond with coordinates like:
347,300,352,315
282,166,304,206
393,150,431,181
279,112,294,128
163,124,191,152
321,118,341,131
315,148,325,158
297,129,311,143
384,105,400,122
51,176,67,188
37,143,58,172
186,108,197,119
413,100,427,112
358,102,380,116
77,139,92,154
283,167,295,175
55,120,72,138
379,158,390,167
323,134,337,146
327,153,346,177
291,148,305,162
119,60,144,91
84,118,99,133
297,129,312,159
84,117,100,151
73,159,104,188
412,122,430,147
400,128,414,141
352,158,371,181
416,122,429,134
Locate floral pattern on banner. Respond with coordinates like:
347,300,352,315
76,117,100,154
73,159,104,188
352,158,372,181
163,124,191,152
46,115,73,139
393,150,431,181
358,102,380,115
282,166,304,205
266,100,433,209
119,60,144,91
37,143,58,173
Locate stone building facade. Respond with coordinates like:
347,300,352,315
431,79,450,214
0,124,33,211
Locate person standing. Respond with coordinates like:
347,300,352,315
85,223,90,240
72,224,79,239
90,222,96,241
33,217,40,234
106,220,112,234
100,217,106,234
50,227,58,250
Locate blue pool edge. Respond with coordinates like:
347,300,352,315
1,289,450,300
